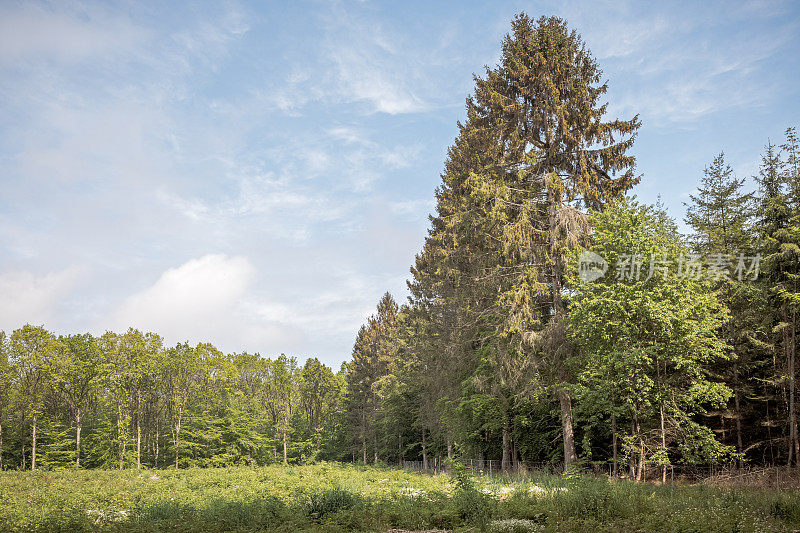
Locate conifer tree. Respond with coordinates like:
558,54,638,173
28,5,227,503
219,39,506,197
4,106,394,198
756,135,800,465
684,153,756,463
346,293,398,463
412,14,640,467
685,153,753,253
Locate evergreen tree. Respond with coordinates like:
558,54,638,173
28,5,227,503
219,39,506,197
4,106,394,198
346,293,398,463
684,153,757,464
410,13,640,468
685,153,753,253
756,135,800,465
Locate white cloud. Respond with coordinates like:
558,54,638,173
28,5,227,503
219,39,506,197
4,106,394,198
110,254,256,342
0,268,84,331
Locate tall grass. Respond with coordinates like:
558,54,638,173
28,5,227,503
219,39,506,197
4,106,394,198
0,463,798,532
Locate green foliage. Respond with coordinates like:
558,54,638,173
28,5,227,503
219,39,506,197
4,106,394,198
305,487,362,519
1,464,798,532
449,461,491,528
569,199,736,470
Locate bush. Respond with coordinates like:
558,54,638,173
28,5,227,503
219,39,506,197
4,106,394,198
449,460,492,528
199,497,288,530
305,487,362,519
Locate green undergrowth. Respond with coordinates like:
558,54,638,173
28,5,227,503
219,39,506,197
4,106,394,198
0,463,798,532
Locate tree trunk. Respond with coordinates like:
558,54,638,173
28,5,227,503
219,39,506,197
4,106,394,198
783,304,794,466
766,382,776,464
629,420,636,479
361,434,367,464
611,412,618,478
447,437,453,461
733,380,744,468
174,406,182,469
558,389,577,468
31,413,37,471
398,432,403,466
660,404,667,484
118,403,124,470
421,428,428,470
789,308,798,466
136,390,141,469
76,409,82,468
21,414,26,471
547,183,577,470
283,430,288,465
633,413,643,482
501,423,511,471
155,422,160,468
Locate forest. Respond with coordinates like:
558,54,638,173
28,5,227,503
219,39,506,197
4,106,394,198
1,15,799,482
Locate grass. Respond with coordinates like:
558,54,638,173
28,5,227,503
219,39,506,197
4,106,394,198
0,463,798,532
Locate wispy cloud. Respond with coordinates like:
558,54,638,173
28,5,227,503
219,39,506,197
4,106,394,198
561,1,798,126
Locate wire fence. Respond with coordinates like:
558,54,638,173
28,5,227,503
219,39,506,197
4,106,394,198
401,458,800,488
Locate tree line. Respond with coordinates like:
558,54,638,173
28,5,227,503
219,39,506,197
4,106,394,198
0,327,349,470
344,14,800,478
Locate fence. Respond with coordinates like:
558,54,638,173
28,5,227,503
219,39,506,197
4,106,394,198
401,458,800,488
402,458,560,475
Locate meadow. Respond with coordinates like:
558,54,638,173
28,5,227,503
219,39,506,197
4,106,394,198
0,463,799,532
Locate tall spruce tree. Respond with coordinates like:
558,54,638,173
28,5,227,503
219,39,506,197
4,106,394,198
685,153,753,253
412,14,640,467
346,293,398,463
684,153,756,464
756,136,800,465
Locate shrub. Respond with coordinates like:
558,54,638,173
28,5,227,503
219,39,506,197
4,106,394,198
449,460,492,528
305,487,362,519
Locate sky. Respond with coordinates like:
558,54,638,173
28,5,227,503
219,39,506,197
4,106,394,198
1,0,798,369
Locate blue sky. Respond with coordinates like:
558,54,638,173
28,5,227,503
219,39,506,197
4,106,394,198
1,0,798,368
